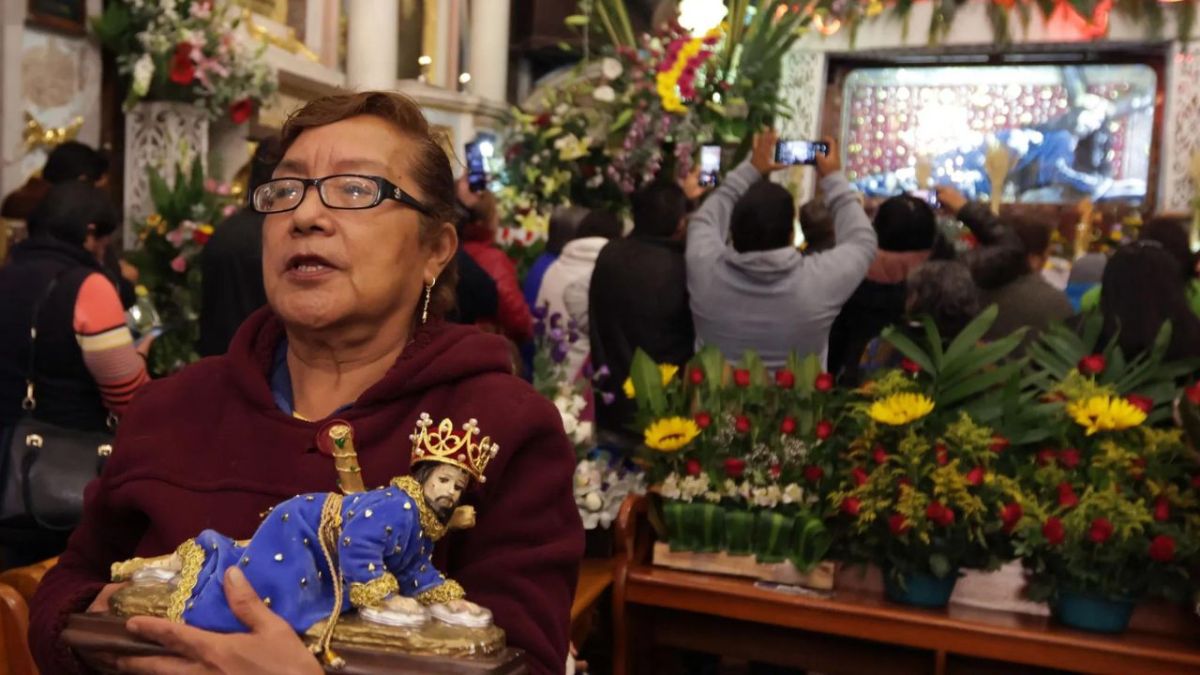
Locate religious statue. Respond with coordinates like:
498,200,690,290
108,413,501,667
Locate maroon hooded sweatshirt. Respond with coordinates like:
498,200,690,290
30,309,583,674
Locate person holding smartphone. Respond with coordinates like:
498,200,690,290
686,129,876,369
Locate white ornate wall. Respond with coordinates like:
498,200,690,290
1162,44,1200,213
776,51,828,205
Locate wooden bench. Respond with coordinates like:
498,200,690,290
571,557,615,649
611,494,1200,675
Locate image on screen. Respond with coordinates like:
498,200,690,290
841,64,1156,204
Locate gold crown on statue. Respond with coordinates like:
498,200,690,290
409,413,499,483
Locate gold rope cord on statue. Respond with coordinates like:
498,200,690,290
165,539,205,622
311,492,346,667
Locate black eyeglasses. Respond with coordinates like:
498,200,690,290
252,174,433,216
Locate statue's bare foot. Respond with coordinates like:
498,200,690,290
359,594,429,628
130,554,183,585
430,599,492,628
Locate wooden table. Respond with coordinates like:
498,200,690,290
571,557,615,648
611,495,1200,675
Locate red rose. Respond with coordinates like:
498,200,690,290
192,228,211,245
898,477,913,488
734,369,751,388
803,465,824,483
534,113,551,127
842,497,861,516
888,513,910,535
169,42,196,85
1037,448,1057,466
1149,534,1176,562
814,372,834,392
851,466,869,486
1078,354,1106,376
872,445,888,465
685,459,702,477
1057,482,1078,509
1154,497,1170,522
769,464,782,479
1058,448,1081,470
724,458,746,479
1001,502,1023,533
229,98,254,125
965,466,985,487
990,435,1010,453
900,358,921,374
1126,394,1154,414
815,420,833,441
1043,517,1066,545
926,502,955,527
775,369,795,389
780,416,797,435
1186,382,1200,406
734,415,751,434
694,412,712,429
935,443,948,466
688,367,704,385
1088,517,1114,544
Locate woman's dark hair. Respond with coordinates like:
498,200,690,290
460,192,498,243
27,182,118,247
279,91,458,319
874,195,936,252
576,210,623,240
1100,242,1200,362
906,261,982,339
43,141,109,185
730,180,795,253
248,136,283,196
1141,215,1196,284
546,206,589,255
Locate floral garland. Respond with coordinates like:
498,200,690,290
93,0,276,122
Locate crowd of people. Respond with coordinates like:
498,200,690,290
0,89,1198,674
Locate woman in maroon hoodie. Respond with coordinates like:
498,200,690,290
30,92,583,675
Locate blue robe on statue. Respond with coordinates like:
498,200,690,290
170,477,459,634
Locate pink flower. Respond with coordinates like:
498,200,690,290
204,178,219,192
170,255,188,273
222,204,238,217
166,227,189,247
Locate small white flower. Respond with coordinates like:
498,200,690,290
601,57,623,81
661,473,682,500
583,491,603,512
573,421,593,446
592,85,616,103
132,54,155,97
782,483,804,505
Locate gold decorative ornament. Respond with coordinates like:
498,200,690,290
22,112,83,153
408,413,499,484
242,9,319,63
350,573,400,608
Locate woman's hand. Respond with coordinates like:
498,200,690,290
750,128,788,176
935,185,969,216
115,567,321,675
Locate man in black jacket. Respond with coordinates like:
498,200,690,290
589,181,693,445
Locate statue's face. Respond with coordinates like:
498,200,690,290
421,464,469,520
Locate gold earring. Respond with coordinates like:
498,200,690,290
421,278,436,325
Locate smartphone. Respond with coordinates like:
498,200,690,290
135,326,164,347
465,141,487,193
698,145,721,187
912,189,939,209
775,140,829,166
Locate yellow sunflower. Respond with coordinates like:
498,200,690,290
1066,396,1146,436
868,393,935,426
623,364,680,399
644,417,701,452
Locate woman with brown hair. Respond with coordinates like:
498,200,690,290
30,92,582,675
459,191,534,344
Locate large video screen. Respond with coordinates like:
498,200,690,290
841,64,1156,204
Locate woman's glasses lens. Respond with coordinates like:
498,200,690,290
254,179,303,213
253,176,383,213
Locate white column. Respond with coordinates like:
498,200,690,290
467,0,510,102
346,0,400,91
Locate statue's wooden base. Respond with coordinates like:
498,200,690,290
62,613,528,675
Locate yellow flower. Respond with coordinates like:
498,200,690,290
146,213,163,228
1067,396,1147,436
644,417,701,452
868,393,935,426
623,364,679,399
866,0,885,17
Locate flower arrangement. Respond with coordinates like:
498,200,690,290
497,0,805,222
495,226,547,283
629,347,841,567
127,160,238,375
531,307,645,530
93,0,276,122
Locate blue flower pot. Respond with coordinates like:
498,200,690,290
884,571,958,608
1053,590,1135,634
